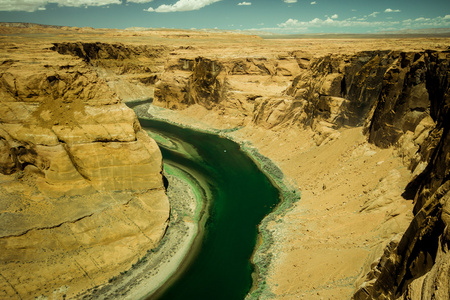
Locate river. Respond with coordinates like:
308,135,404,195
138,117,281,300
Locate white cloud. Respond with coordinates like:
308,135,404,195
385,8,401,13
273,14,450,33
238,2,251,5
127,0,153,3
310,1,316,4
284,0,297,3
331,14,338,19
145,0,221,12
278,18,299,27
277,17,393,30
0,0,126,12
368,12,379,18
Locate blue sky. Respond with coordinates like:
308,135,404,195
1,0,449,34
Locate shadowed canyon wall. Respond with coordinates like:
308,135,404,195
353,51,450,300
0,42,169,299
51,42,168,102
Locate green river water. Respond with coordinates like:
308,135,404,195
138,117,281,300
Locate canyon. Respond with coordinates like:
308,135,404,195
0,23,449,299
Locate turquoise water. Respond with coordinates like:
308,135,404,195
139,118,280,300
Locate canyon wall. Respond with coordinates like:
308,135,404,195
51,42,168,102
153,54,301,125
0,42,169,299
1,32,448,299
353,50,450,300
153,49,450,299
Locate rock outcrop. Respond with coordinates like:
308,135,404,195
155,57,226,109
51,42,168,102
153,54,301,125
0,41,169,299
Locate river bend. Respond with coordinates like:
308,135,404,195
139,117,280,300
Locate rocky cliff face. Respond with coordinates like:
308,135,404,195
155,57,225,109
153,49,450,299
353,50,450,300
51,42,168,102
153,54,301,125
0,42,169,299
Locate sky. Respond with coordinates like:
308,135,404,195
0,0,449,34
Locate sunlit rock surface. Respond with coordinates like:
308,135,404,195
0,38,169,299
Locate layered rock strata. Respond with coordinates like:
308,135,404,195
153,54,301,125
0,42,169,299
1,31,449,299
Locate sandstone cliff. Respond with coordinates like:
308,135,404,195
51,42,168,102
0,41,169,299
153,54,301,127
152,49,450,299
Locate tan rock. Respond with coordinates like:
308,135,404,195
0,37,169,299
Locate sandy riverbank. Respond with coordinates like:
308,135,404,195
140,104,303,299
138,104,415,299
79,103,284,300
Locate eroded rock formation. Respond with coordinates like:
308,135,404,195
0,42,169,299
153,53,302,128
353,51,450,300
155,57,225,109
51,42,168,102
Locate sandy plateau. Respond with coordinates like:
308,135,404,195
0,23,449,300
